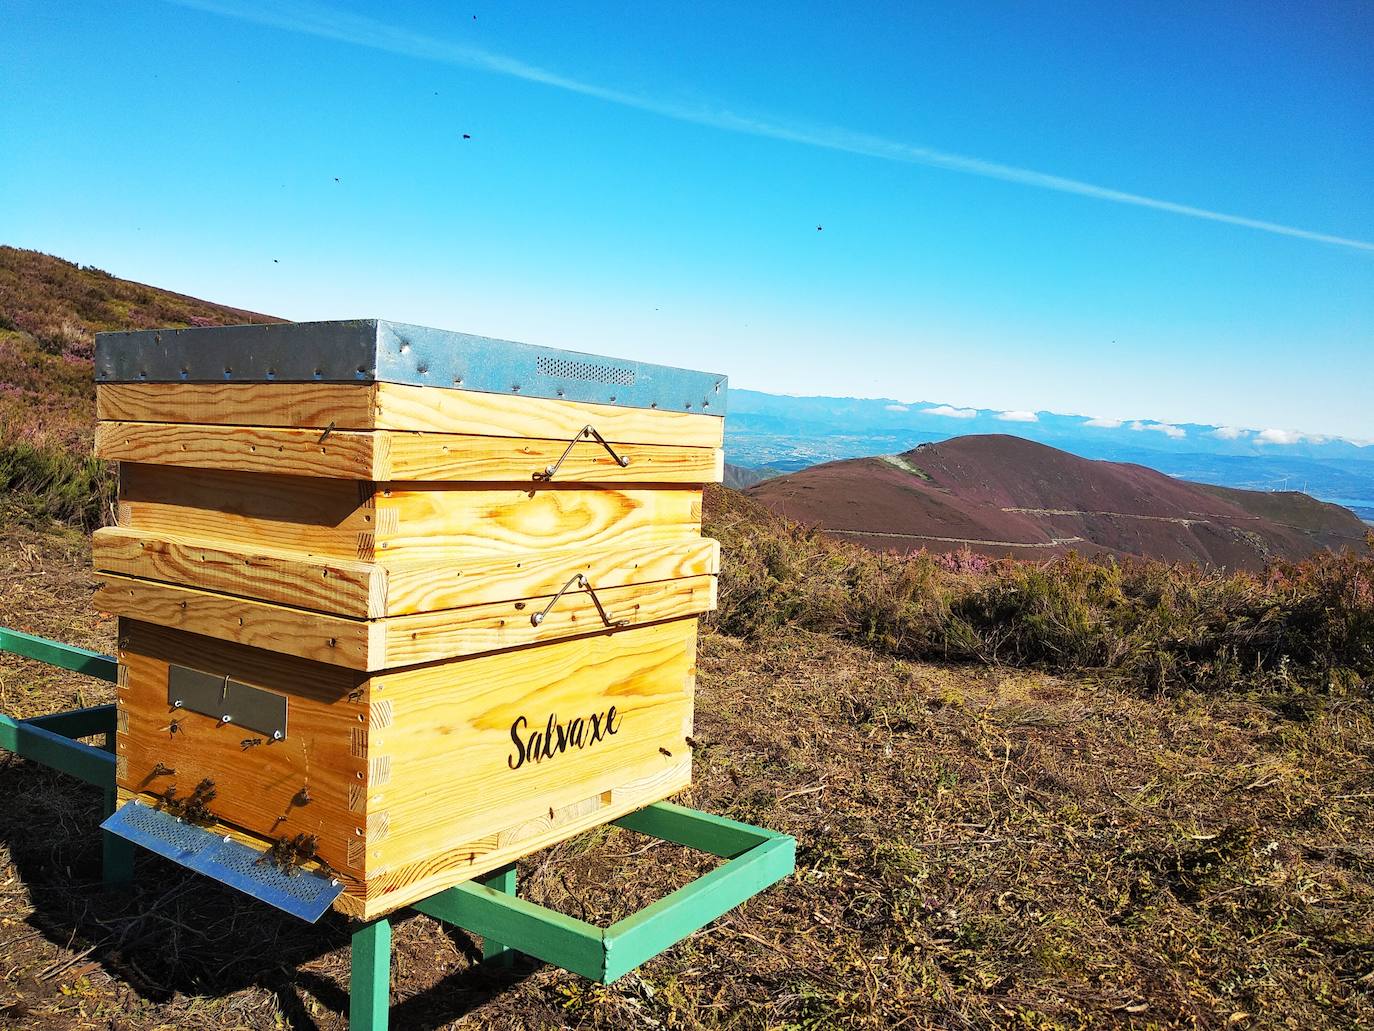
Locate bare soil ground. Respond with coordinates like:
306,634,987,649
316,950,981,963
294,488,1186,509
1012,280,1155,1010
1,526,1372,1029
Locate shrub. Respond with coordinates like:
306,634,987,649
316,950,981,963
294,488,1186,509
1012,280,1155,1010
704,486,1374,696
0,441,114,529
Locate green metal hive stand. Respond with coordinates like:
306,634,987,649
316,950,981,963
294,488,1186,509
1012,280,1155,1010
0,627,795,1028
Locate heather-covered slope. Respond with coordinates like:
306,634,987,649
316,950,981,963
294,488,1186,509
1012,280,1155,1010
749,434,1368,568
0,246,284,525
0,245,282,452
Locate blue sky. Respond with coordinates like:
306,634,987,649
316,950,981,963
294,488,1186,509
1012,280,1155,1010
4,1,1372,439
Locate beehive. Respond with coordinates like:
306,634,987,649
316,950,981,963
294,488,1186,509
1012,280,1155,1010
91,320,725,919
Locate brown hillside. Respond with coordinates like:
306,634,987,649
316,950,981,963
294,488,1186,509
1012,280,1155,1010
749,434,1368,568
0,246,283,452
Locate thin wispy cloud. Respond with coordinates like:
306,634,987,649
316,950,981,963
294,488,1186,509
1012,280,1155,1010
169,0,1374,254
997,410,1039,423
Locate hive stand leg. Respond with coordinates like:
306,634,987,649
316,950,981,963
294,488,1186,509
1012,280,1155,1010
100,783,135,886
350,917,392,1031
479,863,518,967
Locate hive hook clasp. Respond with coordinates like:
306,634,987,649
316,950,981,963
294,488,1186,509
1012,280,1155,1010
534,425,631,481
530,574,629,630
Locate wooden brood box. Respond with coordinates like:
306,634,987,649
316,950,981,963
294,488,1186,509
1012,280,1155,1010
91,320,725,919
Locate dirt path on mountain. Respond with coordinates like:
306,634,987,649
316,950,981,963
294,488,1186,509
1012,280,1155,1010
826,528,1085,548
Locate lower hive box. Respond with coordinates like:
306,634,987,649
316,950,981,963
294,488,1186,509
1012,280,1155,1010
114,615,699,919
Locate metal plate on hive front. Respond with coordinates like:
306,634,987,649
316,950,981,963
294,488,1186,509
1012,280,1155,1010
168,664,287,740
101,801,344,922
94,319,728,415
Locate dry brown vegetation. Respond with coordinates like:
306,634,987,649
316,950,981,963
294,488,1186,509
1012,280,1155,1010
0,490,1371,1029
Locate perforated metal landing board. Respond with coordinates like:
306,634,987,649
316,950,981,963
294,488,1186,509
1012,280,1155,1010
95,319,728,414
101,802,344,923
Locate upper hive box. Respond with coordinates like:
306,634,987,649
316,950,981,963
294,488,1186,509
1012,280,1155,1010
91,320,725,918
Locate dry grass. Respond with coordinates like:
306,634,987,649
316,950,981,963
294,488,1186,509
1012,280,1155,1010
708,486,1374,698
1,527,1372,1029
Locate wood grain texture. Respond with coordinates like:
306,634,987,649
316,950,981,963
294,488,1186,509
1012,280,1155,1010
118,464,377,559
94,527,386,617
98,422,378,478
374,383,723,447
118,468,703,563
96,573,716,670
97,422,724,483
382,432,723,483
379,574,716,668
115,620,367,876
381,538,719,615
372,484,702,557
97,576,379,668
359,618,698,914
98,382,380,429
359,760,692,918
95,525,716,619
97,382,724,448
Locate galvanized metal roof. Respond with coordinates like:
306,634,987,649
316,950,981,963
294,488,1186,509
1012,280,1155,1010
95,319,728,415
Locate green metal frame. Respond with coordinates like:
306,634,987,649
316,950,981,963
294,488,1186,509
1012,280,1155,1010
2,628,796,1029
0,628,133,885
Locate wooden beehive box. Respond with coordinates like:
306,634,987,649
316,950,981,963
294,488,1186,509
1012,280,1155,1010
91,320,725,919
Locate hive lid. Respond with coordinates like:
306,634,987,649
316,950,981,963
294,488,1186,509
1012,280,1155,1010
95,319,728,415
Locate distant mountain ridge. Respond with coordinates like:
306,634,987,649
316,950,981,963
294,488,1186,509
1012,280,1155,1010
724,388,1374,522
748,435,1369,570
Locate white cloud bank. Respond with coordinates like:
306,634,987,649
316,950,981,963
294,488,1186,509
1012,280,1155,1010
1211,426,1249,440
884,403,909,412
1130,421,1187,439
1255,429,1331,446
169,0,1374,254
1083,417,1124,429
997,410,1039,423
923,405,979,419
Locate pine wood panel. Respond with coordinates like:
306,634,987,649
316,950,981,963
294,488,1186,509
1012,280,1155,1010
360,619,697,911
97,577,379,668
98,382,380,429
97,381,724,448
118,464,377,559
95,573,716,670
379,575,715,668
382,538,719,615
117,467,702,566
374,383,723,447
97,422,724,483
115,620,367,875
94,527,387,617
94,528,716,619
360,759,692,917
372,484,702,557
98,422,377,478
